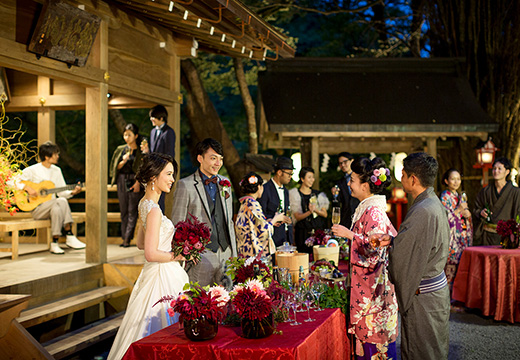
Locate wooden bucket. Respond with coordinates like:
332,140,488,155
313,245,340,265
275,252,309,284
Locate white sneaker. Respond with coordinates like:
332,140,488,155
50,242,65,255
66,235,86,249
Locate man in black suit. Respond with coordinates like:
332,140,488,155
258,157,293,247
141,105,176,211
331,152,359,229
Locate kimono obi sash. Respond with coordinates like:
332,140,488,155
417,271,447,295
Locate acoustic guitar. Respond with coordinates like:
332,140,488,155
15,180,84,212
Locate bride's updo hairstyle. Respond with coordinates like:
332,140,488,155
239,171,263,196
351,157,392,195
136,153,177,186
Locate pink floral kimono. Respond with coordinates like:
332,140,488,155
349,195,398,359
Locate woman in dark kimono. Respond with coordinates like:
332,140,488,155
473,157,520,246
289,167,329,254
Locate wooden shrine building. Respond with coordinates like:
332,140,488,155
0,0,295,263
258,58,498,186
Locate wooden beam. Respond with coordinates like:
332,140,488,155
0,37,105,87
108,72,182,106
277,130,491,138
7,94,86,110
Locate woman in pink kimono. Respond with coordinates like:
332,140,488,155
440,168,472,292
332,157,398,360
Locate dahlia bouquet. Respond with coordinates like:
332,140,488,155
496,216,520,249
225,254,271,284
231,279,273,321
172,213,211,262
155,282,230,322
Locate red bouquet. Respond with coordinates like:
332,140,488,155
172,213,211,262
219,179,232,199
155,282,230,322
232,280,272,321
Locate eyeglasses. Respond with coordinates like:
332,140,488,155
339,160,351,166
281,170,294,176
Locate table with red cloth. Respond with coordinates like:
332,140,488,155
452,245,520,323
122,308,349,360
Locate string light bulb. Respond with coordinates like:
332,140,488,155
168,1,174,11
197,18,201,28
183,10,188,20
221,34,226,42
231,40,236,48
210,26,214,35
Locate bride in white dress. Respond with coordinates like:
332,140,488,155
108,153,189,360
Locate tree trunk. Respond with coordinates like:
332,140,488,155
424,0,520,167
180,59,242,189
109,109,127,135
233,58,258,154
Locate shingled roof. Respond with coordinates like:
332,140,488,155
258,58,497,137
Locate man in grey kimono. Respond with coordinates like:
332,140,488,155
170,138,237,287
473,157,520,246
370,152,450,360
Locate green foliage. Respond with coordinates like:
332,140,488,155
319,283,349,315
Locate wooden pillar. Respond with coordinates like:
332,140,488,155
164,49,181,215
37,76,55,145
426,137,437,158
311,137,320,189
85,84,108,264
85,21,108,264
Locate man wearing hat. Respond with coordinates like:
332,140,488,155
258,157,294,247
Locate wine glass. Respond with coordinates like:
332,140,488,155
302,290,316,322
332,207,341,226
289,292,302,326
312,280,327,312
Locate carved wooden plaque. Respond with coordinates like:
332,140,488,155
28,1,100,67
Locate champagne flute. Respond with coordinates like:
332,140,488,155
332,207,341,226
309,194,318,218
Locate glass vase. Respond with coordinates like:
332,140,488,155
502,234,520,249
241,312,274,339
183,315,218,341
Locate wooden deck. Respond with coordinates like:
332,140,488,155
0,245,144,358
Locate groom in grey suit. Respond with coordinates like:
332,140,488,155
170,138,237,287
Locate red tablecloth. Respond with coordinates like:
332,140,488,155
123,308,349,360
452,245,520,323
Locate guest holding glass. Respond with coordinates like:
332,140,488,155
332,157,398,360
289,166,329,254
440,169,473,292
109,123,144,247
235,172,285,258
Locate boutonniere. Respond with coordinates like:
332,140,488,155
219,179,231,199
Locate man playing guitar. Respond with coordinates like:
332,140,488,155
19,142,85,254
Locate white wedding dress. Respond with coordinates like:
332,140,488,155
107,199,189,360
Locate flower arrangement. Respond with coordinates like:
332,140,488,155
370,167,391,186
0,95,37,215
155,282,230,322
305,229,331,247
226,254,271,284
496,216,520,249
172,213,211,262
231,279,272,321
219,179,231,199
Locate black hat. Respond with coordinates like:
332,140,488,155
273,157,294,170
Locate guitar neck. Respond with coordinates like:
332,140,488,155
44,183,83,195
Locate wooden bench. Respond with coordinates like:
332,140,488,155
0,219,51,260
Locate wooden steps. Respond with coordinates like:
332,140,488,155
43,312,124,359
18,286,128,328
